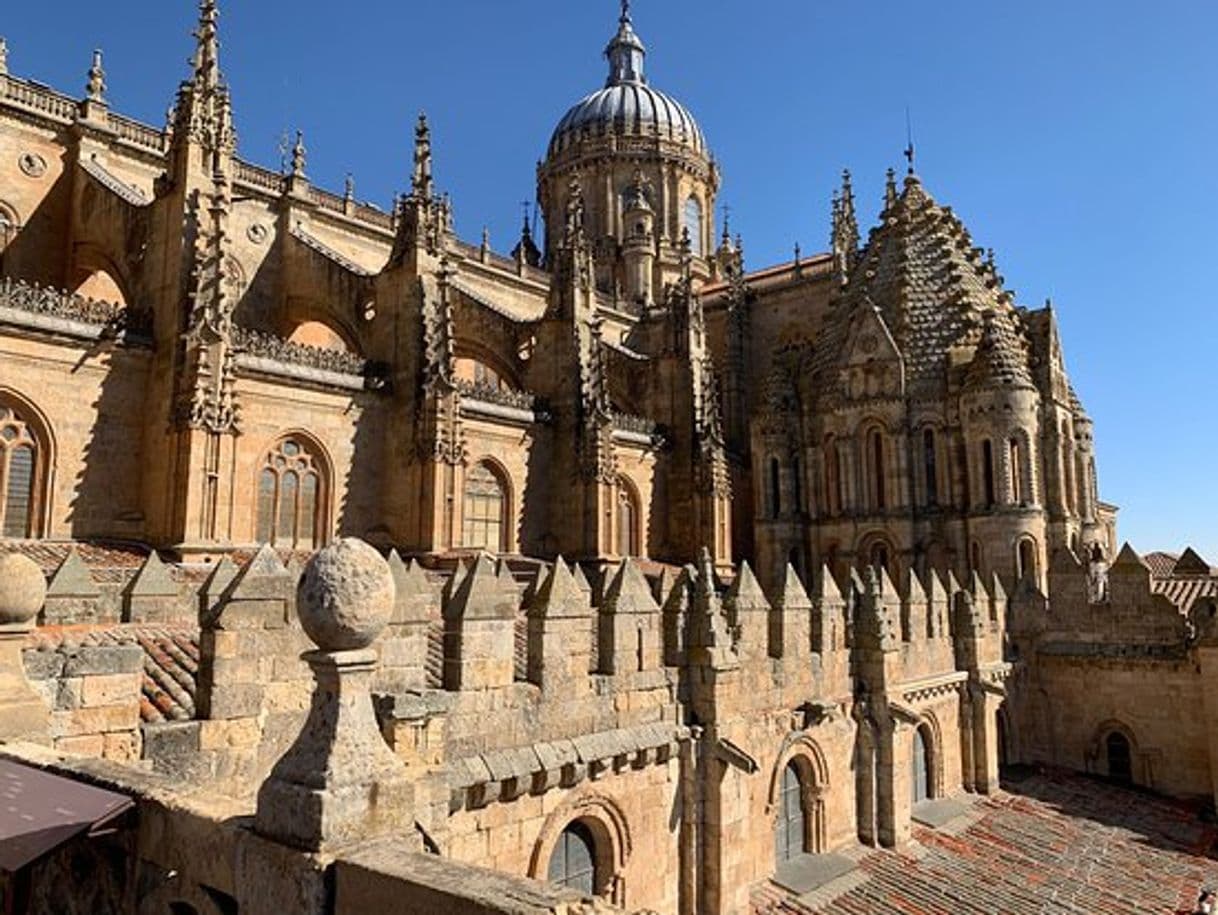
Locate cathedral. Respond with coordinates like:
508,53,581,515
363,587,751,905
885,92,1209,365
1,4,1211,915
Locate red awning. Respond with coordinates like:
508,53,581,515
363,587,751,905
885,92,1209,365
0,760,134,872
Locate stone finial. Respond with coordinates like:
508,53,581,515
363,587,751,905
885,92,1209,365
85,49,106,102
256,538,411,853
386,551,432,626
412,112,433,200
297,538,393,651
688,549,737,669
290,130,307,179
0,38,8,76
0,554,50,745
344,173,355,202
0,554,46,629
46,548,99,600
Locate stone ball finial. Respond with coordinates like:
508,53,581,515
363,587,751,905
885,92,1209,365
297,539,394,651
0,553,47,628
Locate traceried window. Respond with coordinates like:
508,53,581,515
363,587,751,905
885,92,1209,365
616,477,640,557
0,403,41,539
256,438,325,549
548,821,598,894
684,197,703,256
462,461,508,552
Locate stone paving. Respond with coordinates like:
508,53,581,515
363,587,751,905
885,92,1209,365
754,769,1218,914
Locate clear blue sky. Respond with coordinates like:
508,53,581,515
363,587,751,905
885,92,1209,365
5,2,1216,559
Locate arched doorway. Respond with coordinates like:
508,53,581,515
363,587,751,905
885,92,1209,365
912,726,932,806
1106,732,1132,784
774,761,806,864
547,820,598,894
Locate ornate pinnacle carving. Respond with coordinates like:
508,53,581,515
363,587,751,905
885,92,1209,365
85,49,106,102
290,130,307,179
831,169,859,285
0,38,8,76
412,112,433,201
884,166,899,213
564,177,586,247
344,173,355,202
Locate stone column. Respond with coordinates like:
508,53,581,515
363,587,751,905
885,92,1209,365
255,539,413,853
0,554,50,744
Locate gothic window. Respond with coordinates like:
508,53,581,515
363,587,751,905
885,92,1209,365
0,403,42,540
982,440,996,507
684,197,703,256
912,726,932,805
923,429,939,506
1106,732,1132,784
769,457,781,519
616,477,640,557
548,821,598,895
462,461,508,552
774,761,806,864
255,438,325,550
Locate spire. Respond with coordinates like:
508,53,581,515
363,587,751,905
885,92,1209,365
412,112,433,200
831,168,859,283
605,0,647,86
85,49,106,102
511,200,542,268
192,0,222,93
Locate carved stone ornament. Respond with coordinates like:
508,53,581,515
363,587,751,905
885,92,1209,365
18,153,47,179
247,223,269,245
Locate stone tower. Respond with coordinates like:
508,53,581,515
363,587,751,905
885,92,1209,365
537,1,720,308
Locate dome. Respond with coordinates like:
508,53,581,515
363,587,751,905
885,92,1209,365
547,3,707,160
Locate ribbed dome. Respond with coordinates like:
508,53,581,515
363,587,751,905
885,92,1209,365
547,3,707,160
549,84,706,158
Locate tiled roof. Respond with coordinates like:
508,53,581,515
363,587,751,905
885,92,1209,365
754,770,1218,914
27,624,199,723
0,540,150,585
1144,551,1179,578
812,174,1034,398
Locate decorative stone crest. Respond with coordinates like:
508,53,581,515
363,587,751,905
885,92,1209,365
18,152,46,178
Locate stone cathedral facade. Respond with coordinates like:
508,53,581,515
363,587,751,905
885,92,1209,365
8,5,1206,915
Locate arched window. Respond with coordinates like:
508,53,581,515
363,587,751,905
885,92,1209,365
0,402,43,540
1017,538,1038,583
774,761,805,864
462,461,508,552
912,726,932,805
255,437,326,549
1106,731,1132,784
869,430,886,511
548,821,599,894
288,321,352,353
683,197,703,256
616,477,640,557
1009,437,1023,504
923,429,938,507
823,438,842,516
792,456,803,516
982,440,996,507
768,457,781,519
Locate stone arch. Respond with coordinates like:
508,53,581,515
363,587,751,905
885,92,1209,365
0,199,22,259
70,244,131,306
530,792,631,906
0,385,56,539
615,474,642,558
288,319,357,353
856,418,890,513
856,529,896,580
767,733,831,857
1016,535,1039,585
461,456,513,553
252,429,334,549
913,711,945,801
454,340,523,391
1088,719,1140,785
